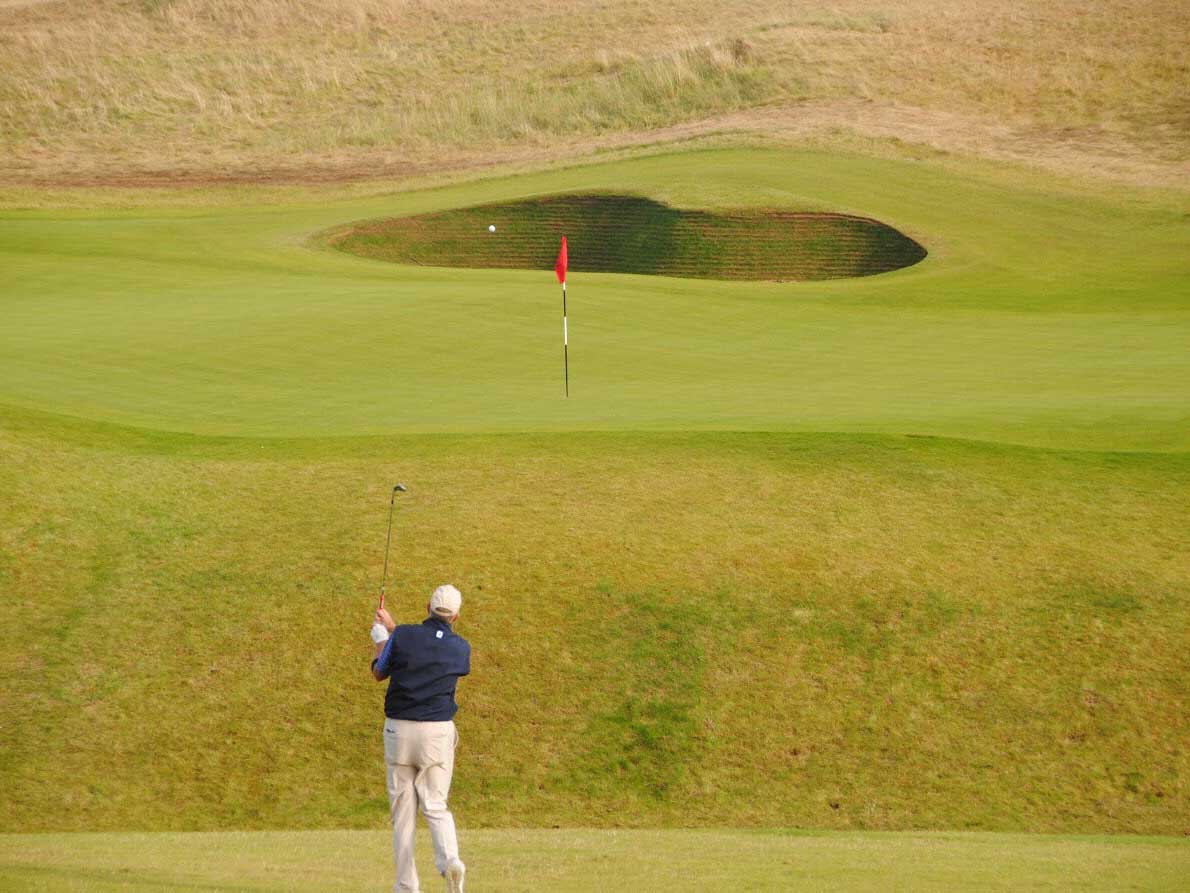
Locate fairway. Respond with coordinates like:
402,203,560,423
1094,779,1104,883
2,829,1188,892
2,149,1187,448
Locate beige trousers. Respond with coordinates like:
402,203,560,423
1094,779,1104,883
383,718,460,893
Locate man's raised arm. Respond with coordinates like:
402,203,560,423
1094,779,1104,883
370,608,397,682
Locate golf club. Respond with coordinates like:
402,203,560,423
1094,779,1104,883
379,483,407,610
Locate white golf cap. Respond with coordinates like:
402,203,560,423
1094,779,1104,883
429,584,462,618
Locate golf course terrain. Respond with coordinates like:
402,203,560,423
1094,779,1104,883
2,147,1188,889
329,193,927,280
1,1,1188,890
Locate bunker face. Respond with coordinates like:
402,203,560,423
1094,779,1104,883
331,194,926,281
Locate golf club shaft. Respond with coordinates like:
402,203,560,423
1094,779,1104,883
380,494,396,608
379,484,407,609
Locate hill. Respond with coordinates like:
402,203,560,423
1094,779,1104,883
2,414,1187,834
1,0,1187,187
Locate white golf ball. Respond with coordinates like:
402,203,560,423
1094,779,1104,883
488,224,496,233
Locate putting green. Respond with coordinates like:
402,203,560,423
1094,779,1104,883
1,148,1187,448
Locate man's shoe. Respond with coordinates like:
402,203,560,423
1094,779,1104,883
446,858,465,893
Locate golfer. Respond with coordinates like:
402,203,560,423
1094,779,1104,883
371,584,471,893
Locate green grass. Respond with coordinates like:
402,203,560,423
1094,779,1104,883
1,148,1188,837
2,829,1188,891
1,149,1187,448
1,412,1187,834
330,193,926,280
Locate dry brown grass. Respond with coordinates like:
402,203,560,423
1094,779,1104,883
0,1,1187,185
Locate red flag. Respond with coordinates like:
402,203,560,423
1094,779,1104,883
555,236,568,284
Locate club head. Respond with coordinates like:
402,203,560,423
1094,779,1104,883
394,483,407,492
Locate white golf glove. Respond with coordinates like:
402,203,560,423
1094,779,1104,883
370,622,390,644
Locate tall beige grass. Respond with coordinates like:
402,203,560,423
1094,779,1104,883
0,0,1186,181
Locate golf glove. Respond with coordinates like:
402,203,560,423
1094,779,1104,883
370,622,390,644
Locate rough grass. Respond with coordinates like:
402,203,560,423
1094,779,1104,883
329,194,926,280
1,410,1188,834
0,0,1186,184
2,829,1188,891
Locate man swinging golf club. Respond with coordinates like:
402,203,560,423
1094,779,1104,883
371,584,471,893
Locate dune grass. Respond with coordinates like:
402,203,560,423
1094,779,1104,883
1,1,1186,183
2,829,1188,891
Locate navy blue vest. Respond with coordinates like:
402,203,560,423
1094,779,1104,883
377,617,471,721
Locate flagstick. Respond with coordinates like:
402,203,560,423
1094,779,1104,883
562,280,569,398
555,235,569,398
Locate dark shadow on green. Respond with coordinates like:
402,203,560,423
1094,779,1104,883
327,193,927,281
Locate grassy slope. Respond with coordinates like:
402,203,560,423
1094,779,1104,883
1,149,1187,449
2,410,1187,834
2,829,1188,892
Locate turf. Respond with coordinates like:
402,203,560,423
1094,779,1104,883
1,149,1187,448
1,829,1187,892
330,193,927,280
1,148,1188,836
2,410,1187,834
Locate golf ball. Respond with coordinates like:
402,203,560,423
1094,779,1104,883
488,224,496,233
